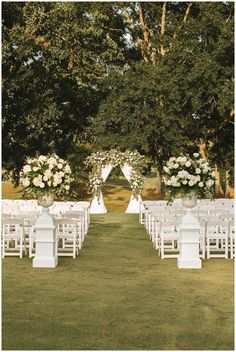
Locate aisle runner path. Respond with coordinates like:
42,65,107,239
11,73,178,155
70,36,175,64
2,212,234,350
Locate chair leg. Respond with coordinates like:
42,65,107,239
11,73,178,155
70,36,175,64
20,236,23,258
73,236,76,259
161,238,164,259
2,235,5,258
207,238,210,259
230,236,233,259
225,238,228,259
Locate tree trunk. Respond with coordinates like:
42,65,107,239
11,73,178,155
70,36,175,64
225,170,231,198
156,169,162,193
214,165,224,196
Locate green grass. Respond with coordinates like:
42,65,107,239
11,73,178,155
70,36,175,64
2,212,234,350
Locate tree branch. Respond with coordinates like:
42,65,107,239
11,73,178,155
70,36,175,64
160,2,166,55
139,2,150,62
173,2,192,39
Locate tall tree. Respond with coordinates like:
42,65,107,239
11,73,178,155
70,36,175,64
2,2,126,182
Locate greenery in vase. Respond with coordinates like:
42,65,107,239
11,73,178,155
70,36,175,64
19,154,74,198
163,153,215,201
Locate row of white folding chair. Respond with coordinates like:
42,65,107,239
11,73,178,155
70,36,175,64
2,208,89,259
144,205,233,233
144,208,234,260
200,219,235,259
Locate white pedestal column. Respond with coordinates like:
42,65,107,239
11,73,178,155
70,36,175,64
177,210,201,269
33,209,58,268
126,195,142,214
90,192,107,214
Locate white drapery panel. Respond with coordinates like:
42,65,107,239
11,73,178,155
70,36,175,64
90,163,142,214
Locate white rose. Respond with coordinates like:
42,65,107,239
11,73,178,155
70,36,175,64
167,180,172,186
58,163,63,169
202,168,209,174
33,177,40,187
206,179,214,187
49,164,54,170
198,182,204,187
188,180,195,186
193,153,199,158
65,164,71,173
44,169,52,178
47,157,57,165
40,183,45,188
195,168,201,174
181,157,187,163
182,180,188,185
43,175,48,181
38,155,47,163
185,161,191,167
33,167,39,172
47,181,52,186
53,181,58,187
59,171,64,177
173,163,179,169
163,166,169,173
65,185,70,191
23,165,31,174
195,175,201,182
22,179,30,187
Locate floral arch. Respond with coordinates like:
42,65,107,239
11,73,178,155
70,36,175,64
85,150,145,214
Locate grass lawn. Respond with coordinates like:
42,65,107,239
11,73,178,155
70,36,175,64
2,212,234,350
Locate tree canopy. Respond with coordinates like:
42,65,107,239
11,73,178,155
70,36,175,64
2,1,234,190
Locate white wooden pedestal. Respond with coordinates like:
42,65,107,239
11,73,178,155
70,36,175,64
177,210,201,269
33,209,58,268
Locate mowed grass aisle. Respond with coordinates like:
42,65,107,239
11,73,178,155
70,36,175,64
3,212,234,350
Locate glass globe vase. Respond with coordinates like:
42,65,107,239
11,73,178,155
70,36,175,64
37,194,54,208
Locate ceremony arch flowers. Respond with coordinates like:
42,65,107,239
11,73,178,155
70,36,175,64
162,153,215,201
19,153,74,198
85,149,146,199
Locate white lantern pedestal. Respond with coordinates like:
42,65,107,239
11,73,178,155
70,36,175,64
33,201,57,268
177,197,201,269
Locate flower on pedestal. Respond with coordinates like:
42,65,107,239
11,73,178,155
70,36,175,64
162,153,215,203
19,153,73,202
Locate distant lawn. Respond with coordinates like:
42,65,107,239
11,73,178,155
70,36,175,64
2,174,162,212
2,213,234,350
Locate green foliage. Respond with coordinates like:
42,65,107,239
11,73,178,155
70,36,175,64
2,1,234,189
2,2,126,183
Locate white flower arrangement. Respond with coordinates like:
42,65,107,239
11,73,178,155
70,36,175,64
129,169,143,199
163,153,215,201
85,149,146,198
19,154,74,198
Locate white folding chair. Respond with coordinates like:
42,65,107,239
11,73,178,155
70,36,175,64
159,221,180,259
54,218,79,259
229,221,235,259
2,218,24,258
206,220,228,259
